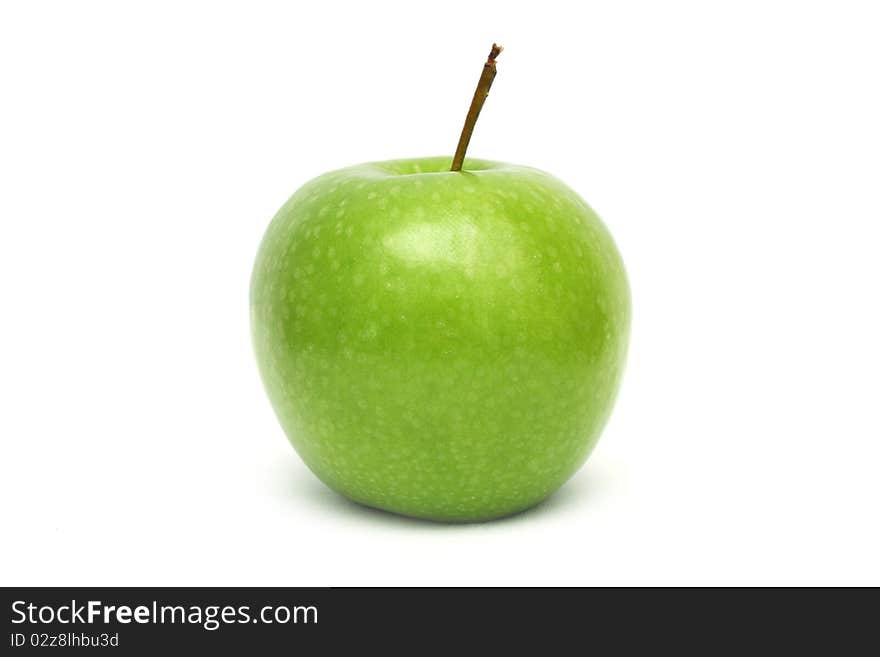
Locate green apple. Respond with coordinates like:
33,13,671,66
250,156,631,521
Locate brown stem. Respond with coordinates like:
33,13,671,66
451,43,503,172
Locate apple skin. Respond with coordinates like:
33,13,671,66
251,156,630,521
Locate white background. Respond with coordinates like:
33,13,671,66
2,1,878,586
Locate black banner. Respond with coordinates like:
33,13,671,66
1,587,875,652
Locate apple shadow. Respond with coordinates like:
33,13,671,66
272,458,608,529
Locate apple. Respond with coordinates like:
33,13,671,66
250,47,630,521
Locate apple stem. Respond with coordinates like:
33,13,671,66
451,43,503,172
